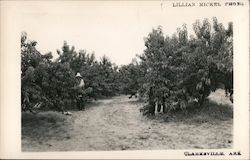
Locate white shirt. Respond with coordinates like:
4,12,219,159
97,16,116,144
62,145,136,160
78,79,85,88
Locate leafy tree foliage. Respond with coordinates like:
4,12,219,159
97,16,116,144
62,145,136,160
21,17,233,116
21,35,122,112
119,59,142,97
21,32,53,112
138,18,233,115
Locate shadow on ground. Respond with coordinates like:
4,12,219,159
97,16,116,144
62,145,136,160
142,89,233,125
151,100,233,125
22,111,71,142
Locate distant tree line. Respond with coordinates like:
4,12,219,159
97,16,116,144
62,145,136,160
21,17,233,115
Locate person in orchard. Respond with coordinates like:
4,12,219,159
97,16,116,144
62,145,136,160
75,72,85,110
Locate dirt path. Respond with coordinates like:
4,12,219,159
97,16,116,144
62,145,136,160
22,94,233,151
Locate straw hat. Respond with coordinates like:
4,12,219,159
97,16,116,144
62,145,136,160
75,72,82,78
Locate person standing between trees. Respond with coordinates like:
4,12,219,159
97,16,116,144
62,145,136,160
75,72,85,110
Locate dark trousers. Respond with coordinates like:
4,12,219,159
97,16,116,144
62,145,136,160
77,97,85,110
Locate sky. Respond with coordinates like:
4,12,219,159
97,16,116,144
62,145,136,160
18,1,234,65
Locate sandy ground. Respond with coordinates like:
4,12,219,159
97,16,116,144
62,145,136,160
22,91,233,151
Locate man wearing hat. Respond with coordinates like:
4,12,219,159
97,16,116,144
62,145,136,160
75,72,85,110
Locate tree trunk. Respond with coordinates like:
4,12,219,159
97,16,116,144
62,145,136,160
148,87,155,115
198,94,206,106
162,98,166,113
157,103,161,112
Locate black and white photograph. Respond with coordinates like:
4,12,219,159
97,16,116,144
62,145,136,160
0,0,249,159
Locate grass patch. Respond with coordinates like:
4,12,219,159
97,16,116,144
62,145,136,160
165,103,232,124
22,111,70,142
184,100,232,124
155,89,233,124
